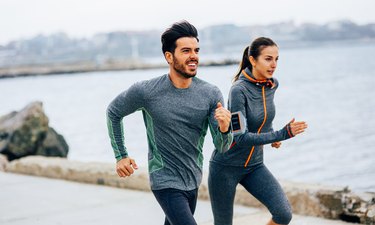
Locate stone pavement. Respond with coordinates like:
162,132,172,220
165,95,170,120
0,172,353,225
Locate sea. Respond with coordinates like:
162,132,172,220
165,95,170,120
1,41,374,193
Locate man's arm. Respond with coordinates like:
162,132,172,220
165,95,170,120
106,82,145,176
208,91,233,153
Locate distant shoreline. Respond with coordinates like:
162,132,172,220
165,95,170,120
2,39,374,80
0,59,238,79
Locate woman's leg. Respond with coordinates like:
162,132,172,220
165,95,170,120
240,164,292,225
208,162,239,225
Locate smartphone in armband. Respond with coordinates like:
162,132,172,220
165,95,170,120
231,111,247,135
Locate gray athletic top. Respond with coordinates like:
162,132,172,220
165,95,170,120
107,74,233,191
211,68,293,167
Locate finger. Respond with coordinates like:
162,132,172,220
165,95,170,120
290,123,307,130
125,164,134,175
116,167,127,177
131,159,139,169
215,114,229,120
116,169,124,177
215,108,231,117
294,128,306,135
216,109,231,118
121,166,131,176
217,102,223,109
289,118,295,124
291,122,307,127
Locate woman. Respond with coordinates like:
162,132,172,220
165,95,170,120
208,37,308,225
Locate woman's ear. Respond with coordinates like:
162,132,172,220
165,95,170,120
249,56,256,68
165,52,173,64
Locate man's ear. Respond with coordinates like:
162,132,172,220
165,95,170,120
165,51,173,64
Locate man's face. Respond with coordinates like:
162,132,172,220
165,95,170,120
170,37,199,79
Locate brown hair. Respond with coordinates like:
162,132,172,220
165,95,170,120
233,37,277,82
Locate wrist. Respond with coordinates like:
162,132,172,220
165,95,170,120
285,124,294,138
219,125,231,134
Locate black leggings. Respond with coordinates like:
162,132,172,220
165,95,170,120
152,188,198,225
208,162,292,225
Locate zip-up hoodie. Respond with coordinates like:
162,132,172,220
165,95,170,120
210,67,293,167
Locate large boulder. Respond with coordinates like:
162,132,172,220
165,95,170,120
0,101,69,160
0,154,8,171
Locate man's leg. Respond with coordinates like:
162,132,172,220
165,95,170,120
152,188,198,225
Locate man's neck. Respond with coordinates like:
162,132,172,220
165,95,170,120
168,72,193,89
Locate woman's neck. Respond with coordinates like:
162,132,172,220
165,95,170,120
251,70,265,81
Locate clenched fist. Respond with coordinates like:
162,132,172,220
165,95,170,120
214,102,231,133
116,157,138,177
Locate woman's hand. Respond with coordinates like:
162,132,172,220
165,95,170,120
271,141,282,149
288,118,308,136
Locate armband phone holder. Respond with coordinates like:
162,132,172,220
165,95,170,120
231,111,247,135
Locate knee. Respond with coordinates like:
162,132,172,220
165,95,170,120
273,208,292,225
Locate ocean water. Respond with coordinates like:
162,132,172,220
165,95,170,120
1,42,374,192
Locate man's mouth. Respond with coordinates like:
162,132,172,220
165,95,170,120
187,61,198,69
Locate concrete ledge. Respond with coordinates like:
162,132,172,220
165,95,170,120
5,156,375,224
5,156,150,191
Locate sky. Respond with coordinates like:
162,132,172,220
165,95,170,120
0,0,374,45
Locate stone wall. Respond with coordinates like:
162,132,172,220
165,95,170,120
4,156,375,224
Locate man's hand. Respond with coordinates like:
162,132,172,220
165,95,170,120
215,102,231,133
116,157,138,177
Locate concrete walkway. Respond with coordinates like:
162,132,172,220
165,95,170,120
0,172,353,225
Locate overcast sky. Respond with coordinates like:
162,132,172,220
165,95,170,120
0,0,374,45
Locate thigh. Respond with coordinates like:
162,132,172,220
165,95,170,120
152,188,198,225
208,162,240,225
240,164,291,220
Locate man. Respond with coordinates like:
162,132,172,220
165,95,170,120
106,20,233,225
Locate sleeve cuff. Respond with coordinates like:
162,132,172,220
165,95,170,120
286,124,294,138
218,125,232,134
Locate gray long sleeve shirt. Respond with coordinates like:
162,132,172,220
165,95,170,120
107,74,233,190
211,68,293,167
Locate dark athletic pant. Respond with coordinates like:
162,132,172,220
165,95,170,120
208,162,292,225
152,188,198,225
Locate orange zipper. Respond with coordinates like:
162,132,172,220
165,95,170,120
244,86,267,167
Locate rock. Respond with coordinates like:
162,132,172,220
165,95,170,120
0,154,8,171
0,101,69,160
35,127,69,157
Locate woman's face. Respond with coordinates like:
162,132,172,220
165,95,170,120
250,45,279,80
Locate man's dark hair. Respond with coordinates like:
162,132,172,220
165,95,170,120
161,20,199,54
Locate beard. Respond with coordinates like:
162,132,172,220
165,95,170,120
172,57,198,79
